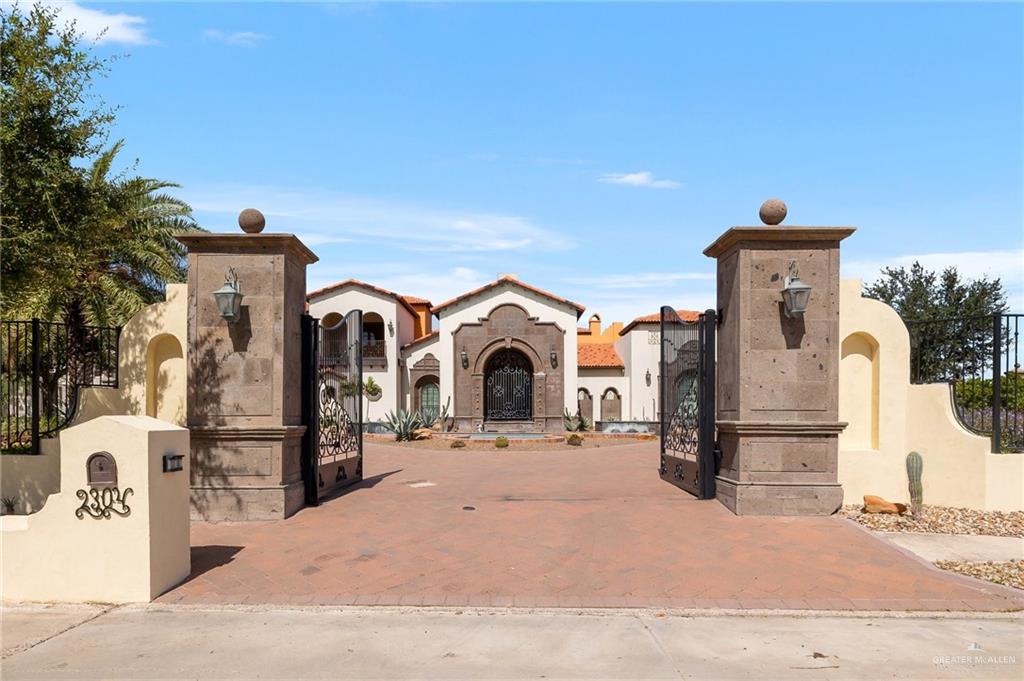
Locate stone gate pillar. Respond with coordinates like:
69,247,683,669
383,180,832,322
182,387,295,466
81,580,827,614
177,209,318,520
703,200,854,515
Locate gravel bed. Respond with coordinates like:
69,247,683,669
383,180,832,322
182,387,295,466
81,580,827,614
935,560,1024,590
840,504,1024,538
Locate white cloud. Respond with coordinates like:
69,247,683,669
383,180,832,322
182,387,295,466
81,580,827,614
183,184,574,254
202,29,269,47
38,1,152,45
563,272,714,289
844,249,1024,311
598,171,681,189
309,266,490,306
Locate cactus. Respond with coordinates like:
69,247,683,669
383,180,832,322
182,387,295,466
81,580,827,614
383,409,424,442
906,451,924,516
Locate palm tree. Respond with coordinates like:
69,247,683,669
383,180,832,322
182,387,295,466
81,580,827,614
24,141,202,327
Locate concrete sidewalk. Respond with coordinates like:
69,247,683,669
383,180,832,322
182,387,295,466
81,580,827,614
877,532,1024,563
3,603,1022,680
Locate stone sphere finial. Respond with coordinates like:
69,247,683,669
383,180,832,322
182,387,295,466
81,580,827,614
238,208,266,234
759,199,787,226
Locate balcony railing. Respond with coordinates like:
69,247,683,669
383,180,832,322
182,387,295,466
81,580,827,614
362,340,386,366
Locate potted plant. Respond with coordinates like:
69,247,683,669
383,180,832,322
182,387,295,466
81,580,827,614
363,377,383,402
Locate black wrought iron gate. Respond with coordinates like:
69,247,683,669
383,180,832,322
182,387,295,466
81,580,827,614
301,310,363,505
659,307,717,499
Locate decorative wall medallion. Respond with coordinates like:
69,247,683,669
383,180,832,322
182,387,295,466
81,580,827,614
75,486,133,519
86,452,117,487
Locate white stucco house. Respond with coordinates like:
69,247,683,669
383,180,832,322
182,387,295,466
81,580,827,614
307,275,697,433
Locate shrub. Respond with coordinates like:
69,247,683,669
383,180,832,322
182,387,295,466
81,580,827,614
566,433,584,447
494,436,509,448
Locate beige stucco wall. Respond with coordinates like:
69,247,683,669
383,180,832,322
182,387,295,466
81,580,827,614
2,286,188,515
838,279,1022,511
1,415,191,602
75,283,188,427
436,284,580,415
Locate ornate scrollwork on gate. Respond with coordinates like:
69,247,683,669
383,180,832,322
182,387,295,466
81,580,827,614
663,374,699,456
318,376,359,462
485,349,533,420
75,486,133,519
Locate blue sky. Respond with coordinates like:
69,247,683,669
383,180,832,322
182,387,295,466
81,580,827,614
45,1,1024,319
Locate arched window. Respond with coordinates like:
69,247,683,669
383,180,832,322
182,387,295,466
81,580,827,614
417,378,440,420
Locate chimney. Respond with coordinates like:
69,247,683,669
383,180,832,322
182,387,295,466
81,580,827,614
589,314,602,335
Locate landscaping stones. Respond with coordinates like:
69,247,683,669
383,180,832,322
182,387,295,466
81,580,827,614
862,495,906,515
842,504,1024,537
410,428,433,441
935,559,1024,590
450,440,466,449
566,433,584,447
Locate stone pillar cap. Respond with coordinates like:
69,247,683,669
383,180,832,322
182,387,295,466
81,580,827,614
703,226,855,258
175,232,319,264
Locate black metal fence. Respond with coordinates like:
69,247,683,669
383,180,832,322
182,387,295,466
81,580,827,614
1,319,121,453
905,313,1022,452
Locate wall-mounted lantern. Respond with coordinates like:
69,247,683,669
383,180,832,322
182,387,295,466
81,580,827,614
387,319,395,337
645,369,652,386
781,261,812,319
460,347,469,369
213,267,243,323
549,347,558,368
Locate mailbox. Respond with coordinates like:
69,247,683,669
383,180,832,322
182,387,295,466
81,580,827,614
86,452,117,487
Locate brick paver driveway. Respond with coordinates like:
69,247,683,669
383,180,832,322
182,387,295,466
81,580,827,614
159,441,1024,611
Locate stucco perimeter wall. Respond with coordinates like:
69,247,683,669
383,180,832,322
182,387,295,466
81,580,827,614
838,279,1022,511
75,283,188,426
1,415,191,602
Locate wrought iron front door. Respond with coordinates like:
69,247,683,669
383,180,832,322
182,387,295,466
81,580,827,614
659,307,717,499
484,349,533,421
301,310,363,505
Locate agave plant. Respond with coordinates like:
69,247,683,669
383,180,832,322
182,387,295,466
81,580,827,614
563,408,589,432
383,409,424,442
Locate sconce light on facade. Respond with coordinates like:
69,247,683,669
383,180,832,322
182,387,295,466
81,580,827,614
645,369,652,386
549,347,558,368
213,267,243,323
460,347,469,369
387,319,395,337
781,260,812,319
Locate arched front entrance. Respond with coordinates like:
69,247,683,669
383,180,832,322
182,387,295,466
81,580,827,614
484,348,533,421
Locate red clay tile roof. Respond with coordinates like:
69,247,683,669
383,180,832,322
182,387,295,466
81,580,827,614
401,295,432,306
577,343,624,369
619,309,701,335
431,275,585,318
401,330,439,350
307,279,419,318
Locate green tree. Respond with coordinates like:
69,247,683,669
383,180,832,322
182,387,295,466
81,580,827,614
1,3,199,326
864,262,1007,382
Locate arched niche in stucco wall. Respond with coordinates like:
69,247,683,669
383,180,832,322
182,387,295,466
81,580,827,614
146,333,185,424
840,332,879,450
600,387,621,422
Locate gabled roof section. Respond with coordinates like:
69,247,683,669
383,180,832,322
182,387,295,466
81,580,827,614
619,309,701,336
401,295,432,306
578,343,625,369
307,279,419,318
431,275,586,319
